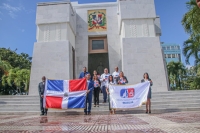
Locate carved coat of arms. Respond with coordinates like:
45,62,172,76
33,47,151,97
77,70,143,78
88,10,107,32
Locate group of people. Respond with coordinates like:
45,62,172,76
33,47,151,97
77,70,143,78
38,67,153,116
79,67,153,115
79,67,129,115
37,0,200,117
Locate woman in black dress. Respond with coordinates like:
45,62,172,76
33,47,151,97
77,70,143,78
93,75,101,107
141,72,153,114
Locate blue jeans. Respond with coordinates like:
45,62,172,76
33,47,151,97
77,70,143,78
84,94,92,113
102,86,107,102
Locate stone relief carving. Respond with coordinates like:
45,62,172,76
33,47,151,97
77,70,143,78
129,20,137,37
143,24,149,37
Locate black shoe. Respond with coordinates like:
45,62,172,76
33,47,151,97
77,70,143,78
146,110,148,114
44,113,47,116
149,110,151,114
40,113,44,116
84,113,87,115
88,112,91,115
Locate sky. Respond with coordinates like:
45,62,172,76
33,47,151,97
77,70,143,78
0,0,193,66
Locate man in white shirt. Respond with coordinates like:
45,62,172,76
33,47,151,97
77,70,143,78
112,67,119,84
100,68,110,103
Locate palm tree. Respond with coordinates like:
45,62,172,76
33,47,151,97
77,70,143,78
182,0,200,37
182,0,200,64
0,58,12,76
16,69,30,92
167,61,186,89
5,68,22,94
183,36,200,64
2,68,30,94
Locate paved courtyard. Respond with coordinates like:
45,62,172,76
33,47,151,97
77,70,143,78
0,111,200,133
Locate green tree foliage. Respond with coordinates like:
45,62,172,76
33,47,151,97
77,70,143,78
2,68,30,94
0,48,31,69
183,65,200,90
0,58,12,75
166,61,200,90
180,0,200,89
183,37,200,64
182,0,200,37
0,48,31,95
167,61,186,90
182,0,200,64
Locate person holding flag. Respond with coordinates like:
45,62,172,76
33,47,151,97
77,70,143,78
141,72,153,114
84,73,94,115
38,76,48,116
116,71,128,85
106,75,116,114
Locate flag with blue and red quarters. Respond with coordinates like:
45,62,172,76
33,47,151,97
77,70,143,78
109,82,150,109
43,78,87,109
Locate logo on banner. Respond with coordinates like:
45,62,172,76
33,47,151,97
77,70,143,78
120,88,135,98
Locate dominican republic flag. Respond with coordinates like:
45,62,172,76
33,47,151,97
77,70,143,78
43,78,87,109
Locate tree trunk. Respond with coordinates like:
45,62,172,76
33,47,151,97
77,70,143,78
17,86,21,94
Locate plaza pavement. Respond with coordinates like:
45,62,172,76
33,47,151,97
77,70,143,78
0,111,200,133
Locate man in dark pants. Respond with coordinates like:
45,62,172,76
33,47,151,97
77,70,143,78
84,73,94,115
38,76,48,116
79,67,89,79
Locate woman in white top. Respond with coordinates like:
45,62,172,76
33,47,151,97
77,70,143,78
116,71,128,85
106,75,116,114
141,72,153,114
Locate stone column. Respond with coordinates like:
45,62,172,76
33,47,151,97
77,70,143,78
29,2,76,95
118,0,169,92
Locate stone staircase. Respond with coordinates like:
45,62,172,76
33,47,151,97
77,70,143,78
0,90,200,115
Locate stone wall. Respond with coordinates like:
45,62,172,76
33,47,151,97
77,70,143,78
119,0,169,91
121,37,168,92
29,41,72,95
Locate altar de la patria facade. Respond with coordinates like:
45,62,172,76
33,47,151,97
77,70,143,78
29,0,169,95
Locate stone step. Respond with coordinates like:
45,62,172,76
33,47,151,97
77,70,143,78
0,90,200,114
0,102,199,111
0,101,40,104
0,97,199,104
0,107,200,115
153,93,200,96
152,90,200,94
1,99,200,105
0,94,199,99
0,90,200,98
151,96,200,100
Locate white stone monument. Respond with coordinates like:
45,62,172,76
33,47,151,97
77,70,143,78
29,0,169,95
